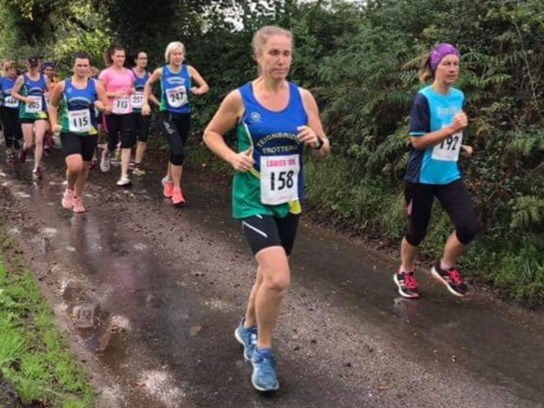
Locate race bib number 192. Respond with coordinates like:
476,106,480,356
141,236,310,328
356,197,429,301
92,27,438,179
431,131,463,162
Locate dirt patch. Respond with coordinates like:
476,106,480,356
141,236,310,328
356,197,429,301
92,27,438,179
0,371,21,408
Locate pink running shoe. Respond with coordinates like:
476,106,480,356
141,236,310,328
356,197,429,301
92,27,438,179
19,148,28,163
172,187,186,205
73,196,86,213
163,181,174,198
394,269,420,299
62,188,75,209
431,261,469,297
32,167,43,180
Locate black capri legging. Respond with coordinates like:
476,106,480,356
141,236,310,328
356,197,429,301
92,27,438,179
156,111,191,166
134,112,151,143
404,179,479,246
104,113,136,152
0,107,22,149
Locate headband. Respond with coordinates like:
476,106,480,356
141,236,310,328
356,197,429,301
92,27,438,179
429,43,459,72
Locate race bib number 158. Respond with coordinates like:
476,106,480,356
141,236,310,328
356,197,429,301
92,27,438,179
260,154,300,205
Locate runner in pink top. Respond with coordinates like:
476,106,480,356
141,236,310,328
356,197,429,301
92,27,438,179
99,45,136,186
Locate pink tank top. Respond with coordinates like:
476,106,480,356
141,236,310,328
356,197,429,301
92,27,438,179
99,67,135,114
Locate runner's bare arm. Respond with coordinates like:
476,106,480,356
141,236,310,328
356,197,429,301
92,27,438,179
48,80,65,132
95,80,110,113
11,75,31,104
142,68,162,115
300,88,330,158
410,111,468,150
203,90,254,172
188,66,209,96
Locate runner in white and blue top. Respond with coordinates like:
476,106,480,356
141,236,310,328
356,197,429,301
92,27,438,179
394,43,479,300
405,85,465,185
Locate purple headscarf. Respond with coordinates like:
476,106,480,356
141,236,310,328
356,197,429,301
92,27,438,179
429,43,459,73
41,62,55,73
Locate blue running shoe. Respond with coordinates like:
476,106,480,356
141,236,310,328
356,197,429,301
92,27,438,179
251,348,279,392
234,318,257,361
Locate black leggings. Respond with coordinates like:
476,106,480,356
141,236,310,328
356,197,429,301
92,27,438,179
404,180,479,246
0,107,22,149
104,113,135,152
156,111,191,166
134,112,151,143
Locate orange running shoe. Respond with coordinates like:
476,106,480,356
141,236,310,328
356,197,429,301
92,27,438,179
172,187,186,205
62,188,74,209
163,181,174,198
73,196,86,213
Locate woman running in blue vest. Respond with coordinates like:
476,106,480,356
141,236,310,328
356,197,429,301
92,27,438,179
204,26,330,392
48,52,109,213
131,50,159,176
142,41,209,205
11,55,50,180
0,61,23,163
394,43,479,299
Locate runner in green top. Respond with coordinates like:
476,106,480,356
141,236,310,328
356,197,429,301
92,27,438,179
48,51,109,213
11,55,50,180
204,26,330,393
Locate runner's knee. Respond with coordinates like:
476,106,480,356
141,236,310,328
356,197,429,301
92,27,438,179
67,160,84,173
261,268,291,294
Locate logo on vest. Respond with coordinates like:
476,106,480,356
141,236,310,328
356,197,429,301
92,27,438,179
250,111,261,123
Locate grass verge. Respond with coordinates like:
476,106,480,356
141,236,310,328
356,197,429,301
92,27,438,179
0,227,95,408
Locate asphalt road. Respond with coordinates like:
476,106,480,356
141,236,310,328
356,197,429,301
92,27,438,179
0,149,543,408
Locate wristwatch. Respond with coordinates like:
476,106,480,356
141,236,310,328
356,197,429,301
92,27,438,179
312,137,324,150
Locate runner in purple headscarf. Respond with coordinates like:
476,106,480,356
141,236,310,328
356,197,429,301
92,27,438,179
393,43,479,299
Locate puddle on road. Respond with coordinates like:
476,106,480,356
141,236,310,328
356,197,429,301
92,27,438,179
13,191,31,198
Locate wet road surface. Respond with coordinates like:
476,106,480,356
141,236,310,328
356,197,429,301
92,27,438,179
0,150,543,408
